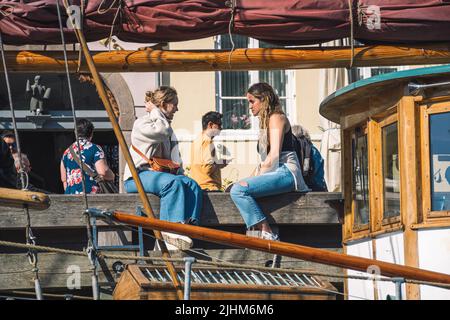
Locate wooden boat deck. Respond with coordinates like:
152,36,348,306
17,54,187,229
0,191,344,298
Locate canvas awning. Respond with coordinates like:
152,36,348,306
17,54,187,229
1,1,450,45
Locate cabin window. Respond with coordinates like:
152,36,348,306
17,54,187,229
429,112,450,212
215,35,294,131
382,122,401,220
352,130,370,228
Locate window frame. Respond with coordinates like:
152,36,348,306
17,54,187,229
351,125,371,234
214,36,295,137
419,101,450,222
344,107,404,243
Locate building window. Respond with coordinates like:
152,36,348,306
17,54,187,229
429,112,450,211
356,66,407,81
352,129,370,228
215,35,294,131
382,122,401,220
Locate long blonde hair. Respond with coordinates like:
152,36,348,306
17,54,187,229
145,86,178,109
247,83,284,151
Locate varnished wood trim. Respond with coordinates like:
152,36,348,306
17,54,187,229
398,96,420,300
378,111,398,128
419,101,450,224
372,239,379,301
411,221,450,230
370,224,404,238
343,129,355,241
368,119,382,233
428,211,450,218
343,225,404,244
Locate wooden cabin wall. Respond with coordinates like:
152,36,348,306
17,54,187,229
341,91,450,300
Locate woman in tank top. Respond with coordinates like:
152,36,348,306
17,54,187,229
230,83,309,240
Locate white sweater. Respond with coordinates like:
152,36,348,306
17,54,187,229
123,108,182,181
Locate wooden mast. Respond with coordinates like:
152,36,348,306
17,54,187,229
110,210,450,285
2,44,450,73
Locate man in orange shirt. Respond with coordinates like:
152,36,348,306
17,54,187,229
190,112,229,191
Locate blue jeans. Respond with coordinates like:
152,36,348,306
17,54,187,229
230,164,295,228
124,170,203,224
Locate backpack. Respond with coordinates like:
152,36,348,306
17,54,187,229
292,134,328,192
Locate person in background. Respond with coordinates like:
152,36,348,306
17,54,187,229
1,131,31,174
60,119,114,194
190,111,229,191
123,86,203,250
0,137,17,188
230,83,309,241
291,124,328,192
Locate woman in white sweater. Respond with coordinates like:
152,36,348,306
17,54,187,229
123,86,202,250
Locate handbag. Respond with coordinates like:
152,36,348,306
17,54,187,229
132,145,180,175
69,147,119,194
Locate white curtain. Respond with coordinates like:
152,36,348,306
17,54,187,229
318,67,348,192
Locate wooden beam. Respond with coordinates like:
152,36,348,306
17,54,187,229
2,44,450,73
111,210,450,284
0,187,50,211
0,192,342,229
398,96,421,300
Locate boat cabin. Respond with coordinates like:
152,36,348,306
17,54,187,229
320,65,450,300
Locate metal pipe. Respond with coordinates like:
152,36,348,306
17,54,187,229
34,278,43,300
392,277,405,300
408,81,450,96
91,274,99,300
183,257,196,300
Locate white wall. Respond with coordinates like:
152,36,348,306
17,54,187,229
418,228,450,300
375,232,406,299
346,241,375,300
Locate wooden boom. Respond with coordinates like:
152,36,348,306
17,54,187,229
0,187,50,210
2,44,450,73
110,210,450,285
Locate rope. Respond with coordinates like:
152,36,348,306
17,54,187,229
0,290,92,300
0,4,14,17
104,220,450,288
97,0,120,15
1,239,450,290
55,6,98,299
96,0,122,52
0,31,42,299
56,0,89,209
226,0,237,68
0,30,28,190
348,0,355,68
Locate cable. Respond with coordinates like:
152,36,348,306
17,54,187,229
0,30,28,189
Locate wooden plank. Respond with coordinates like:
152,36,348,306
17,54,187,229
114,265,337,300
0,249,344,291
368,119,382,234
0,192,343,229
342,129,353,242
0,188,50,210
398,97,421,300
5,44,450,73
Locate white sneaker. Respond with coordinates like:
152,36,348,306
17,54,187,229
161,232,193,250
260,231,279,241
153,240,180,251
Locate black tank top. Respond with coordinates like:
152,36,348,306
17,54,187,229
257,126,294,154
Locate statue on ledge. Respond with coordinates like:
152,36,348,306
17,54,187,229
26,75,51,115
